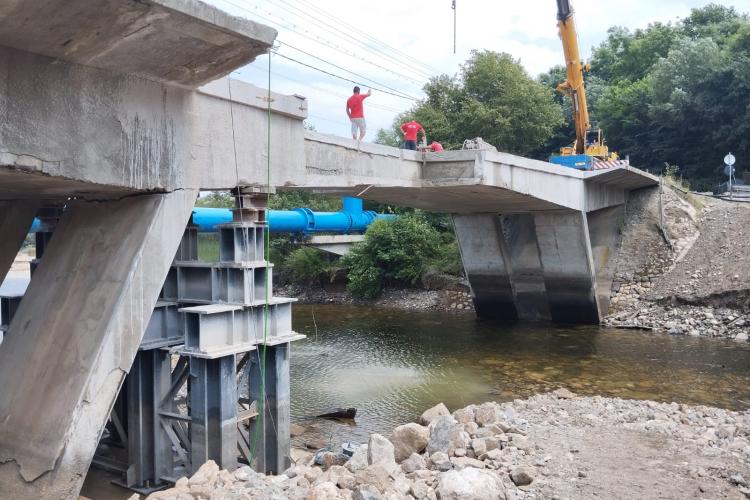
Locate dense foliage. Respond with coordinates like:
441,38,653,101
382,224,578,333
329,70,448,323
377,4,749,190
377,51,564,155
562,4,749,189
285,247,330,283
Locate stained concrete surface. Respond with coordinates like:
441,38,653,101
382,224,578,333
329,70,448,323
0,190,196,499
499,214,550,321
534,212,600,324
453,214,518,320
587,205,626,317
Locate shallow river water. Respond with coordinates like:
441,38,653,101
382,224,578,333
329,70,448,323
290,304,750,444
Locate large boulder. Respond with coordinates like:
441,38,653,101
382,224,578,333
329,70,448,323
452,406,476,425
367,434,398,473
400,453,427,474
474,403,501,427
188,460,219,487
436,468,506,500
346,444,369,472
426,415,470,456
311,481,341,500
391,423,430,462
355,464,392,493
419,403,450,426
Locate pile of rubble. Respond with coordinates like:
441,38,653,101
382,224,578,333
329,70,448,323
141,391,750,500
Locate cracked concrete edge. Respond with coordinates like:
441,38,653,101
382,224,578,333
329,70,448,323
153,0,277,47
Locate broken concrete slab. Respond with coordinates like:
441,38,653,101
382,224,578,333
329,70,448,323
0,0,276,87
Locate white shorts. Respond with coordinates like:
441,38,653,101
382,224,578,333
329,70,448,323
351,118,366,136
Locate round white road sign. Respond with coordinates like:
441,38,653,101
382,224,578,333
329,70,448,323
725,153,736,166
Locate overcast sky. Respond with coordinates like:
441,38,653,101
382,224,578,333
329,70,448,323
207,0,750,140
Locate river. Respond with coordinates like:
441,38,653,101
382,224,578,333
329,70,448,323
289,304,750,446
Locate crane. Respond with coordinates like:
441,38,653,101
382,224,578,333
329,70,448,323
550,0,620,169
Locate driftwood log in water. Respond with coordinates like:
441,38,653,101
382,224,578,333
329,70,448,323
316,408,357,420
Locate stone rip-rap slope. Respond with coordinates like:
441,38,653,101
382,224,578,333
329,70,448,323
139,391,750,500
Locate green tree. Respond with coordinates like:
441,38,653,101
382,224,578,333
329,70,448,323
590,23,679,84
577,4,750,186
380,51,564,155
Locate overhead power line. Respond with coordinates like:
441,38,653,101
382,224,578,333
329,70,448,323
271,52,420,101
277,41,419,100
222,0,432,83
289,0,441,75
243,65,405,113
264,0,434,81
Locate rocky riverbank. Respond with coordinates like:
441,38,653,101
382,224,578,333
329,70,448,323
605,186,750,341
142,391,750,500
276,283,475,314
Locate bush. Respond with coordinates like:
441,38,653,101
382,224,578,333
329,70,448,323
430,234,463,276
342,215,441,298
285,247,329,283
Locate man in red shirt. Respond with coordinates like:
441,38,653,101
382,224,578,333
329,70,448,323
400,120,426,150
346,86,371,141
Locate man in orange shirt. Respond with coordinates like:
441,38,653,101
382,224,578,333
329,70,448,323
400,120,425,150
346,86,371,141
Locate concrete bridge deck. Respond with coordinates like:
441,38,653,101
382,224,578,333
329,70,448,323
0,1,658,498
302,131,657,213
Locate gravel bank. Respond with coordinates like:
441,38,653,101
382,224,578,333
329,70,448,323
606,187,750,341
142,392,750,500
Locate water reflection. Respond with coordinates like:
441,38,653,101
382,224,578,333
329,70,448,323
290,304,750,444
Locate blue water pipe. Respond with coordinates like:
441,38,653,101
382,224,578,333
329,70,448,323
28,196,395,235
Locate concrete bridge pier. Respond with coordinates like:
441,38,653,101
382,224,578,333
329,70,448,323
0,191,197,499
454,208,621,324
452,214,518,320
532,211,600,323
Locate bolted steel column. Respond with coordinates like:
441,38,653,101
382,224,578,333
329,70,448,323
247,342,291,474
126,349,173,490
189,356,238,472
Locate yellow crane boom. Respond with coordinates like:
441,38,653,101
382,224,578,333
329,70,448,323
554,0,616,162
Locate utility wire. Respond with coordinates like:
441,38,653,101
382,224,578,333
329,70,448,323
276,42,419,100
221,0,432,83
289,0,441,75
264,0,431,83
278,39,424,86
253,0,432,80
272,52,420,101
244,65,404,113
